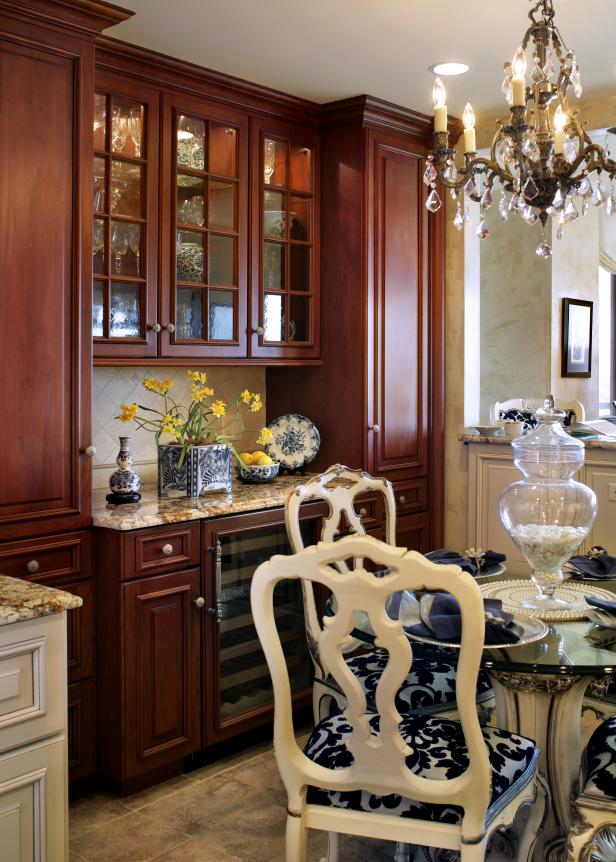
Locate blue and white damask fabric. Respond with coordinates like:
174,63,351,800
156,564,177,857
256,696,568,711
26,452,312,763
304,713,538,825
583,714,616,798
343,648,493,715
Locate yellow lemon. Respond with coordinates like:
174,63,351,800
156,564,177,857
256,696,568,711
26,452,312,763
238,452,254,465
254,453,274,466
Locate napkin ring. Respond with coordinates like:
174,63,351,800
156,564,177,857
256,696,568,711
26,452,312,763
588,546,608,559
464,547,486,570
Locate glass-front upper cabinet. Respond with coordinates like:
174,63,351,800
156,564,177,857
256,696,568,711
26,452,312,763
251,119,320,359
160,94,248,358
92,76,159,358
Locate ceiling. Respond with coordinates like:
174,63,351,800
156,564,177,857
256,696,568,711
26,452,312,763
108,0,616,121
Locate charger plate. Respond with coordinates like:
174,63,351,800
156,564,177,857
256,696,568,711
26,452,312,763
479,579,616,621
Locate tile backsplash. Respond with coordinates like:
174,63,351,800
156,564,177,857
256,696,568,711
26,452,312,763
92,366,266,489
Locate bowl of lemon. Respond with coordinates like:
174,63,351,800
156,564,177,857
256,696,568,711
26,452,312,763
235,451,280,484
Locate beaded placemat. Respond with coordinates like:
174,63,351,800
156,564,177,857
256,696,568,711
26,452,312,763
479,579,616,621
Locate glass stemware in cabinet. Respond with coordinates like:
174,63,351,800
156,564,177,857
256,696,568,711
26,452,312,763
93,93,106,151
499,397,597,611
112,100,143,158
177,115,205,170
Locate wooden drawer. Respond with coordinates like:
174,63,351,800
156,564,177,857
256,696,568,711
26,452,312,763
393,479,428,517
0,615,66,755
355,492,384,532
396,512,430,553
0,531,91,583
67,678,96,784
123,523,201,579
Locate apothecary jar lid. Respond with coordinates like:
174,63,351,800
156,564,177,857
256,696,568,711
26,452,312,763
512,395,584,474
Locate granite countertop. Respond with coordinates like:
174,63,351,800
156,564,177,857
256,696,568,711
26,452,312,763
459,432,616,449
0,575,82,627
93,475,312,531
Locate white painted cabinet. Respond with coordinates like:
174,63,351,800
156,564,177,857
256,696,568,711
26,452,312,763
467,442,616,572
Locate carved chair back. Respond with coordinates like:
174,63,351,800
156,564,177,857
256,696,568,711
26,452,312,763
250,534,492,841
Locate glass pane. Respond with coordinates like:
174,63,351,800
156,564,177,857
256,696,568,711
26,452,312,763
177,288,204,339
177,115,206,170
263,242,284,291
290,245,310,293
176,174,205,226
110,160,142,217
264,190,286,238
290,143,312,193
290,196,311,241
93,218,105,274
209,123,237,178
208,290,235,341
110,221,141,277
94,93,106,151
93,157,106,213
209,180,235,230
263,138,287,187
216,523,313,721
93,279,104,337
209,234,235,285
177,230,205,283
264,293,284,342
289,296,310,342
111,98,143,158
110,282,141,338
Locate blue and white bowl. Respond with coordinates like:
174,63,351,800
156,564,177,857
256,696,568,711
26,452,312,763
235,462,280,484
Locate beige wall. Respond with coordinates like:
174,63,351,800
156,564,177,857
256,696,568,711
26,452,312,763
92,366,266,488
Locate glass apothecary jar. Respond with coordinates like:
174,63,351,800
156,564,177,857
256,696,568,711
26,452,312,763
499,397,597,610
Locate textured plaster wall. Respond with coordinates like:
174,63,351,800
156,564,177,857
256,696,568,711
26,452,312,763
92,366,266,488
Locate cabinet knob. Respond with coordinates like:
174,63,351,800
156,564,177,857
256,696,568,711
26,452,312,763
26,560,40,574
149,322,161,333
399,495,406,504
161,543,174,556
359,507,368,518
165,323,175,334
194,596,206,609
370,424,380,433
254,326,264,336
84,445,97,457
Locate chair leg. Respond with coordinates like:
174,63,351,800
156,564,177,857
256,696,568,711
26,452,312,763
460,837,488,862
516,775,549,862
285,812,308,862
318,831,340,862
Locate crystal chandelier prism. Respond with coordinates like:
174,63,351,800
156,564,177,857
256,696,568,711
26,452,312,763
426,0,616,258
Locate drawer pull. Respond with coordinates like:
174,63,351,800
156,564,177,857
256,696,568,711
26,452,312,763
359,507,368,518
26,560,40,574
399,495,406,504
194,596,205,609
161,543,174,556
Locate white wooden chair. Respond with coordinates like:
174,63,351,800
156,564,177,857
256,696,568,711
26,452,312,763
565,713,616,861
251,535,547,862
490,397,585,424
285,465,494,724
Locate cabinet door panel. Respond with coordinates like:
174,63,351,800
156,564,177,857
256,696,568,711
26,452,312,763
0,38,89,537
67,679,96,784
396,513,430,552
124,569,201,774
371,137,428,479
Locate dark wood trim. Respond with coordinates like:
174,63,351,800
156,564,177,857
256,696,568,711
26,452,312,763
0,0,132,36
428,196,446,548
94,356,324,366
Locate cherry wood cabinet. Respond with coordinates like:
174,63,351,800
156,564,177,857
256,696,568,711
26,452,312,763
267,98,446,549
0,0,128,539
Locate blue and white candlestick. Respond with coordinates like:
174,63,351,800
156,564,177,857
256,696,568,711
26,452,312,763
107,436,142,504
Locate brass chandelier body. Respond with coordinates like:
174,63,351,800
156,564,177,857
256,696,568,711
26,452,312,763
426,0,616,257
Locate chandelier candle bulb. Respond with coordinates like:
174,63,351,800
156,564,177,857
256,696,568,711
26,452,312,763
554,105,567,155
511,46,527,106
463,103,476,153
432,77,448,133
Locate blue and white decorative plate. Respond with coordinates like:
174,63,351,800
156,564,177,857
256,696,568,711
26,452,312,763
265,414,320,471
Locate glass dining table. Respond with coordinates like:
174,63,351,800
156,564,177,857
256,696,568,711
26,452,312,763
341,575,616,862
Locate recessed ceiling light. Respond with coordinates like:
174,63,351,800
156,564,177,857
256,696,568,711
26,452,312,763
428,62,470,76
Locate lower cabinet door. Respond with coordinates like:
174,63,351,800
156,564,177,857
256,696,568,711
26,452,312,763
67,679,95,785
123,569,202,775
0,735,67,861
396,512,430,552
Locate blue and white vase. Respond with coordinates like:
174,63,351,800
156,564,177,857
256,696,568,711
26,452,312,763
158,443,232,497
107,436,141,502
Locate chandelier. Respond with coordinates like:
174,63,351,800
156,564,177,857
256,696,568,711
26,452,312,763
425,0,616,257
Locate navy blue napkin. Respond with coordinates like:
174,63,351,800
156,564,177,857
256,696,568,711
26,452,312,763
569,547,616,580
585,595,616,615
426,549,506,576
408,593,521,645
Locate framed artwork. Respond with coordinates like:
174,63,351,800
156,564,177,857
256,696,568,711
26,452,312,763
561,298,593,378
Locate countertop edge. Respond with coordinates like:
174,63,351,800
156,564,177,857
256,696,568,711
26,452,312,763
0,575,83,627
459,433,616,449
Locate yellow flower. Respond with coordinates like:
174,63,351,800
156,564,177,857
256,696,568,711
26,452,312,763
192,385,214,403
250,395,263,413
256,427,273,445
188,370,208,385
118,403,138,423
240,389,252,404
142,377,173,395
211,400,226,418
159,379,173,395
162,424,182,439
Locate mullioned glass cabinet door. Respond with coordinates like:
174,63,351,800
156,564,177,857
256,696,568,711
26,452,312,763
92,74,159,359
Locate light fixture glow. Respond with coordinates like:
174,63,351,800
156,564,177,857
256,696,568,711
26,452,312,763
432,77,447,108
428,62,470,77
554,104,567,132
512,46,527,78
463,103,476,130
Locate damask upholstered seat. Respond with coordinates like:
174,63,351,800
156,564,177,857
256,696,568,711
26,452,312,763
582,714,616,798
